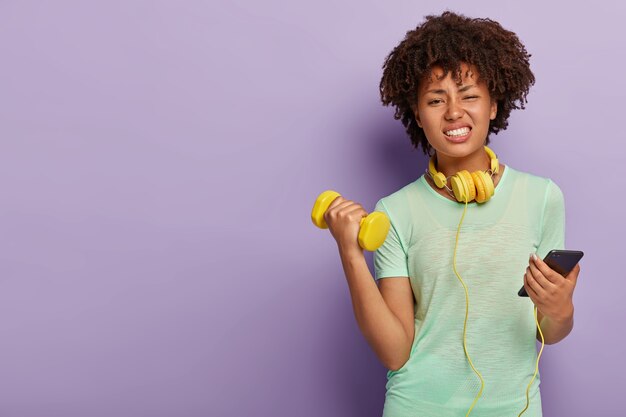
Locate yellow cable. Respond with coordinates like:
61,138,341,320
452,196,545,417
452,198,485,417
517,306,545,417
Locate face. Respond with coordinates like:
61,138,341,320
413,63,497,158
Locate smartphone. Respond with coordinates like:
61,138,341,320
518,249,584,297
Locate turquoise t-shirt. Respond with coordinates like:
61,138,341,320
373,164,565,417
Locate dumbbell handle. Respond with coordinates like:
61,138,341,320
311,190,390,251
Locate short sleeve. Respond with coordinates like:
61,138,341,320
373,198,409,280
536,180,566,260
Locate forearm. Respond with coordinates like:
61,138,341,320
537,305,574,345
338,246,412,371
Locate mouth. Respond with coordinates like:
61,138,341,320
443,126,472,143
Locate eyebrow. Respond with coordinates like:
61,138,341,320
426,84,476,94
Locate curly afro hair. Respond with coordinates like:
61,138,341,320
379,11,535,156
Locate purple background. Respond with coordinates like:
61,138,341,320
0,1,623,416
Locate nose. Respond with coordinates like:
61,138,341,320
444,98,464,120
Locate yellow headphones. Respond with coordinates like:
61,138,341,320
429,145,543,417
427,145,499,204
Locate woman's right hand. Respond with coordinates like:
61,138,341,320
323,195,369,255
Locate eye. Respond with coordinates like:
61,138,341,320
428,99,442,105
464,96,478,100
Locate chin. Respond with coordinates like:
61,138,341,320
437,140,484,157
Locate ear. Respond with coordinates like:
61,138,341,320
489,98,497,120
412,104,423,128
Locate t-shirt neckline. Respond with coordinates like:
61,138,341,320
419,164,511,206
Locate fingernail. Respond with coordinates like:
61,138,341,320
531,253,538,261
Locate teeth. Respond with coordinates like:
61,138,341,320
445,127,470,136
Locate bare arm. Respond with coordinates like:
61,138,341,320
338,246,415,371
526,258,579,345
322,195,415,371
535,307,574,345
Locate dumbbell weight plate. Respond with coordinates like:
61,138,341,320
358,212,391,251
311,190,341,229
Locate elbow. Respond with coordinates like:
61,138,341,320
387,356,410,372
387,363,403,372
537,333,558,345
386,334,415,371
539,332,572,345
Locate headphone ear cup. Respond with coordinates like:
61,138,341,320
451,170,476,203
450,175,466,202
471,171,486,203
461,170,476,202
482,171,495,200
433,172,447,188
471,171,495,203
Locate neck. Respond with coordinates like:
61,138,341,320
434,146,491,177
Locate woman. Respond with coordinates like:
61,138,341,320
323,11,581,417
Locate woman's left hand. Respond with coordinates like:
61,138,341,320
524,253,580,321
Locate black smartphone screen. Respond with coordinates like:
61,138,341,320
518,249,584,297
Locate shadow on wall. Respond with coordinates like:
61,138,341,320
362,107,429,198
319,290,387,417
319,101,429,416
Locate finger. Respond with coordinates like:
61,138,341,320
344,206,368,218
327,196,347,210
530,254,561,285
328,199,356,213
336,206,368,223
528,261,556,290
324,199,354,224
526,265,547,291
330,205,367,226
525,267,546,297
337,203,366,218
524,272,539,301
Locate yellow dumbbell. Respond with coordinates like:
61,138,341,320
311,190,391,251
